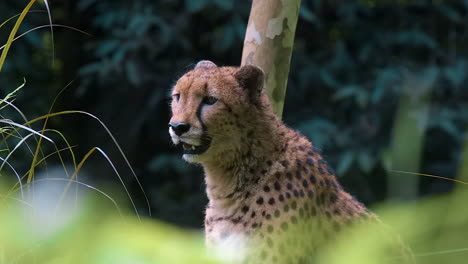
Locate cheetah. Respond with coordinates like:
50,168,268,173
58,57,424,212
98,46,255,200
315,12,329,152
169,60,412,263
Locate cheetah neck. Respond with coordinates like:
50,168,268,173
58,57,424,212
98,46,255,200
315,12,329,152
202,112,289,210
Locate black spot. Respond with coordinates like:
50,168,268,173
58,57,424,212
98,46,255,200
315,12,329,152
267,160,272,166
274,210,280,218
267,237,274,248
266,214,272,220
283,204,289,212
311,206,317,216
327,164,335,175
275,172,281,179
286,192,291,199
244,191,251,199
293,189,299,197
252,223,258,228
306,158,314,166
287,183,293,190
286,173,293,180
268,198,275,205
295,171,302,180
307,190,314,198
274,182,281,191
249,168,255,174
281,222,289,231
333,209,341,215
296,159,302,167
309,175,317,184
318,167,326,174
318,159,327,165
280,160,289,168
279,194,285,202
261,169,267,174
291,201,297,210
267,225,274,233
256,197,264,205
299,208,304,218
302,179,309,188
307,151,314,156
262,211,266,216
300,190,305,197
329,193,338,204
241,206,249,214
325,179,331,187
291,216,298,224
251,211,256,218
263,185,271,192
298,146,306,151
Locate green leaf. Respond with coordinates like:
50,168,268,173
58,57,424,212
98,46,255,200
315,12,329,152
300,6,319,24
337,151,354,176
444,61,466,87
358,150,375,173
185,0,208,13
213,0,233,10
125,61,140,85
332,85,359,101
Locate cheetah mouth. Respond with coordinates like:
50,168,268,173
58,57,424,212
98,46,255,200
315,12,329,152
181,135,211,155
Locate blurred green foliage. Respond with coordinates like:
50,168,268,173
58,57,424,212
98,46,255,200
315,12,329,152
2,0,468,228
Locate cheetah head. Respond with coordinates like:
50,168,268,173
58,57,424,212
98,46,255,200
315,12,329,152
169,60,266,163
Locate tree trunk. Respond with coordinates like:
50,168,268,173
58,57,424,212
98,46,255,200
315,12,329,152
241,0,301,118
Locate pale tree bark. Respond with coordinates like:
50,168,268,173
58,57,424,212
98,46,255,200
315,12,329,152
241,0,302,118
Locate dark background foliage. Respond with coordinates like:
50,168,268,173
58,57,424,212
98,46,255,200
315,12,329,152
2,0,468,228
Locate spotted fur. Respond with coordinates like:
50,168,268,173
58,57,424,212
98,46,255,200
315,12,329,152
169,61,411,263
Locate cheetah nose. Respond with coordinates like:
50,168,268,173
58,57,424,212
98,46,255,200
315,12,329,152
169,122,191,136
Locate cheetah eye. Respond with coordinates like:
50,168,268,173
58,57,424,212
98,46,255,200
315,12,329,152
172,94,180,102
202,96,218,105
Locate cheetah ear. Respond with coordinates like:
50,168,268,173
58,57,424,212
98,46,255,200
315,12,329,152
234,64,265,101
195,60,217,69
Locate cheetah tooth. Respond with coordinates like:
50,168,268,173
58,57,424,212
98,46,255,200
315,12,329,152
192,146,196,150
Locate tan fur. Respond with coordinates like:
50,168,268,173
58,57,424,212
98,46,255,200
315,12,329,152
169,61,409,263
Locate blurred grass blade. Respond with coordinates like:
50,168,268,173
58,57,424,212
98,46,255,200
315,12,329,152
25,110,152,217
0,24,91,52
5,145,77,199
0,10,46,30
0,120,53,143
391,170,468,185
0,0,37,71
0,157,23,200
42,0,54,64
415,248,468,257
0,133,35,172
33,178,123,217
57,147,138,219
0,78,26,109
